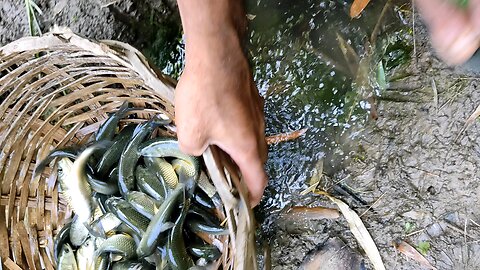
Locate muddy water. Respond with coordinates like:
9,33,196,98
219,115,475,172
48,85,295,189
247,1,480,269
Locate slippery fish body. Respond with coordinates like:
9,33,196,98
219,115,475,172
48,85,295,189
89,212,122,238
94,254,110,270
139,138,201,179
34,147,79,176
187,204,220,226
106,197,150,236
126,191,158,219
60,145,99,223
193,188,216,209
186,219,228,235
95,102,130,142
135,165,167,201
96,124,136,176
118,120,162,196
70,215,90,247
167,198,194,269
54,221,72,262
111,261,154,270
86,173,119,195
58,243,78,270
96,234,136,260
188,245,221,261
76,237,95,270
171,158,197,179
136,183,185,258
144,157,178,189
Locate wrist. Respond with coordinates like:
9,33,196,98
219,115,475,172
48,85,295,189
177,0,247,66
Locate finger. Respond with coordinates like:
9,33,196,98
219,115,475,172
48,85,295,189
229,145,268,207
176,118,209,156
417,0,479,64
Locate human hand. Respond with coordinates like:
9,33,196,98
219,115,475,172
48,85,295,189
175,0,268,206
417,0,480,65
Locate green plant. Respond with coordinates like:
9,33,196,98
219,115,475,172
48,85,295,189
25,0,43,36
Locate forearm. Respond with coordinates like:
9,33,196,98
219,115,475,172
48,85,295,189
177,0,247,63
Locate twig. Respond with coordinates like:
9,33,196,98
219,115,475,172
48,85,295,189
360,192,386,217
469,219,480,227
370,0,392,44
431,78,438,114
405,228,425,237
412,0,417,66
445,222,477,240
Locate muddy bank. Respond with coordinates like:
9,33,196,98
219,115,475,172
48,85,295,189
0,0,183,76
261,20,480,270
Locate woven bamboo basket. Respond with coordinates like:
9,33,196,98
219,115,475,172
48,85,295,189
0,27,257,270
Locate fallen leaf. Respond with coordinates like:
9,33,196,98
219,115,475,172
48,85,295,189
283,206,340,220
350,0,371,18
265,128,307,145
317,191,386,270
394,240,437,270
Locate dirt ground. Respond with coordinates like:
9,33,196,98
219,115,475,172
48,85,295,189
263,23,480,270
2,1,480,270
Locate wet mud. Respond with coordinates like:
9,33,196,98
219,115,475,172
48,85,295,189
2,1,480,270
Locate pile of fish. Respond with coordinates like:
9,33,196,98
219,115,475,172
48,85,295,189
36,103,226,270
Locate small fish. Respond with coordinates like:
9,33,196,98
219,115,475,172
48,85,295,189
193,188,216,209
111,261,154,270
144,157,178,189
137,183,185,258
139,138,200,179
186,219,228,235
60,145,101,223
86,173,119,195
96,124,136,176
95,102,131,142
96,234,137,261
106,197,150,236
188,244,221,261
70,215,90,247
34,147,79,176
135,165,167,201
167,199,194,269
188,204,220,226
76,237,95,270
94,254,110,270
54,221,72,262
126,191,159,219
58,243,78,270
118,120,164,196
88,212,122,238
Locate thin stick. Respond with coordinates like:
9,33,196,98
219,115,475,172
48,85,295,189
360,192,386,217
405,228,425,237
469,219,480,227
370,0,392,44
445,222,477,240
412,0,417,66
431,78,438,114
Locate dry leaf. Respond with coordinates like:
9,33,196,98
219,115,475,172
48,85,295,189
265,128,308,145
394,240,437,270
318,192,386,270
350,0,371,18
282,206,340,220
